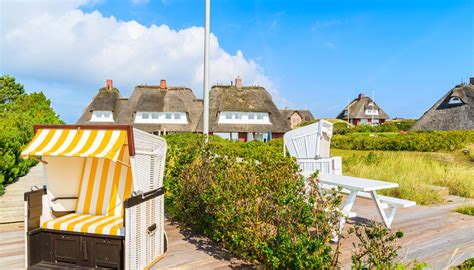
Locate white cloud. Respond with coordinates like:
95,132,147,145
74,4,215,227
0,0,277,121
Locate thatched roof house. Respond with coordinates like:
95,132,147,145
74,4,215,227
78,78,290,140
77,80,203,134
280,109,315,128
336,93,389,126
77,80,124,124
412,79,474,130
206,77,290,141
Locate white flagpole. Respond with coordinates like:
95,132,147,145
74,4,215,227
203,0,210,142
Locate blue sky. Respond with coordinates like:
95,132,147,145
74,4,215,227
1,0,473,123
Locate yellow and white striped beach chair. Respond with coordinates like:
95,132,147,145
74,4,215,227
22,125,167,269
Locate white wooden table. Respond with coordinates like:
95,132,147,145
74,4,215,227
302,172,400,230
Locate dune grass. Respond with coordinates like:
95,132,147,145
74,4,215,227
455,204,474,216
331,148,474,205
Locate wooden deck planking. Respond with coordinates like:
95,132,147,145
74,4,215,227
0,165,43,224
0,222,246,270
338,196,474,268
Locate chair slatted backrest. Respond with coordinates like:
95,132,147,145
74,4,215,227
284,120,333,159
76,146,132,217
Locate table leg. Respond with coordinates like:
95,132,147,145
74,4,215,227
333,190,358,242
370,191,392,228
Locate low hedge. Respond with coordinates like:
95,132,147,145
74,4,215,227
331,130,474,152
163,133,343,268
333,120,416,135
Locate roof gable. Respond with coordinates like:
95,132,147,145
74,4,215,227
336,95,389,120
412,84,474,130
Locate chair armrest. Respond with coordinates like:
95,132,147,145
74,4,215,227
51,196,78,202
51,208,75,218
124,187,164,209
24,186,47,232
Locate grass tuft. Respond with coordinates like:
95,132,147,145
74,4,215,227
455,204,474,216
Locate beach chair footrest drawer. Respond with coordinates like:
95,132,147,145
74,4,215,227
27,229,124,269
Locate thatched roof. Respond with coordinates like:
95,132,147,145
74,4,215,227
77,85,203,132
280,109,315,122
336,94,390,120
207,85,290,133
77,88,122,124
412,83,474,130
118,86,203,133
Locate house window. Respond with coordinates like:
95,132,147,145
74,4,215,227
135,112,188,124
360,119,369,124
218,112,271,124
448,97,463,105
90,111,114,122
365,109,379,115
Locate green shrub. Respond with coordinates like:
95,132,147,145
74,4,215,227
350,221,402,269
163,133,345,268
332,130,474,152
455,258,474,269
333,122,352,135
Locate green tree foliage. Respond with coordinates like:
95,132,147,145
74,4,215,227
0,75,63,194
0,74,26,103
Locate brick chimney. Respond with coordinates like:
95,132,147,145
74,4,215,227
106,79,113,90
358,93,365,100
160,79,167,90
470,77,474,85
235,76,242,89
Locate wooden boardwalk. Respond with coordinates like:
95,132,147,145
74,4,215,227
0,165,43,223
1,165,473,268
339,195,474,268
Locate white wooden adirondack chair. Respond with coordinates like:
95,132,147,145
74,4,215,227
283,120,342,175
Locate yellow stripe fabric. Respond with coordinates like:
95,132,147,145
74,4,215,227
76,147,132,217
105,131,127,160
21,128,127,161
89,130,113,157
108,147,126,216
42,214,124,236
58,129,84,156
95,159,110,215
81,158,99,215
43,129,70,155
29,129,56,156
73,130,99,157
